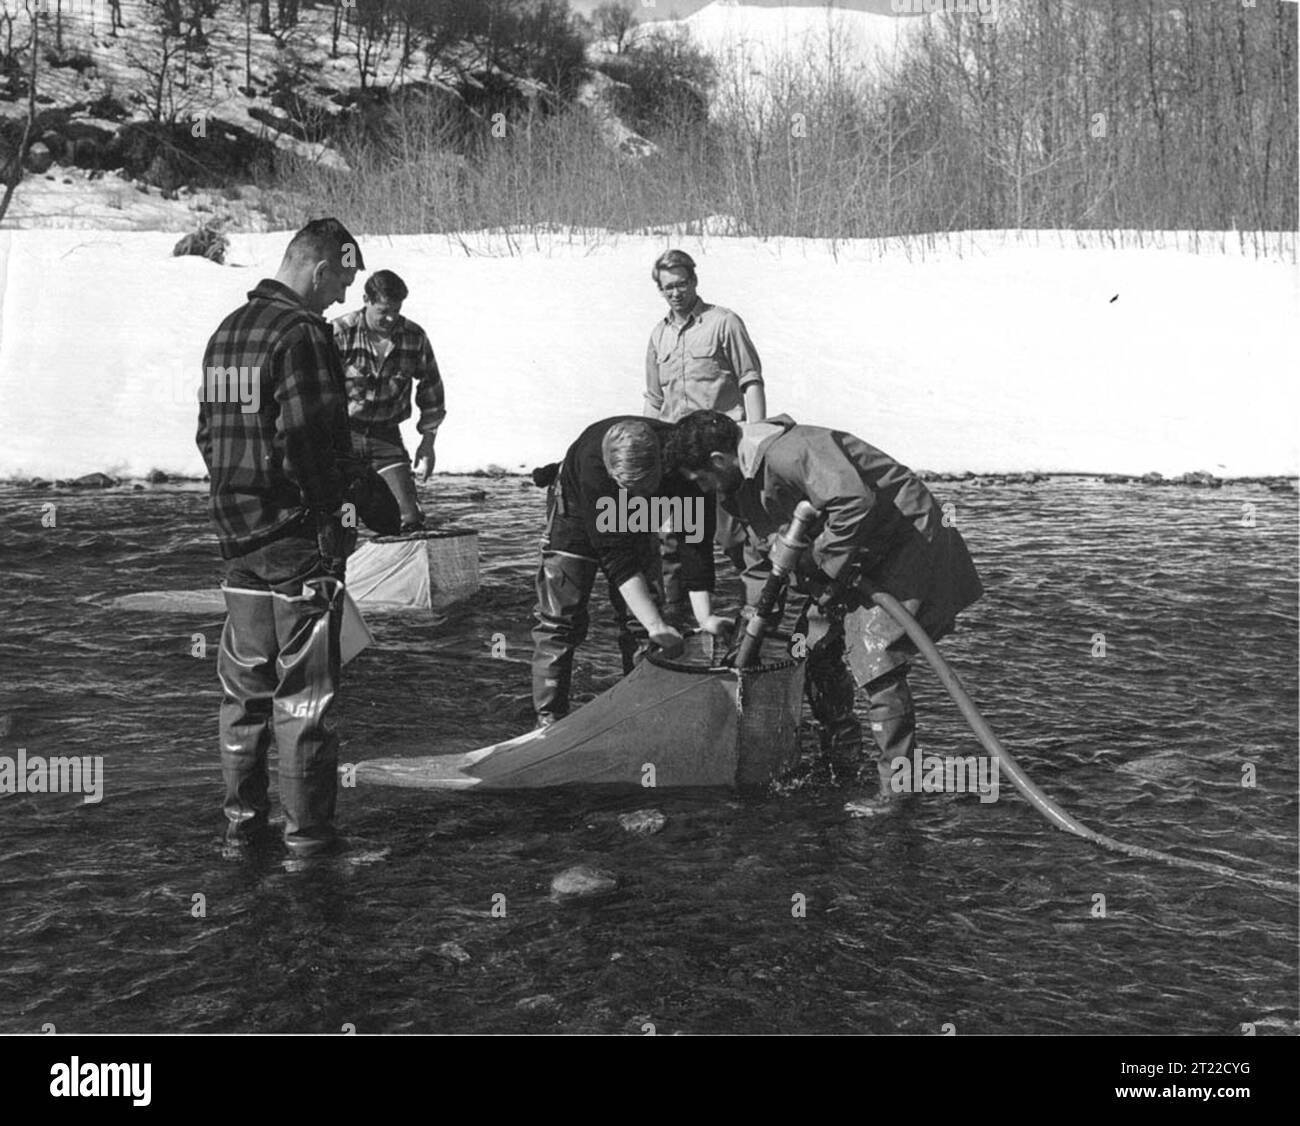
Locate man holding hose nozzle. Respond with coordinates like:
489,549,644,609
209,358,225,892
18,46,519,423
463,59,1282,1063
530,417,732,729
667,410,983,816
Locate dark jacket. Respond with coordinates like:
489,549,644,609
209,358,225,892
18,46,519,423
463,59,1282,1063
725,416,982,631
197,280,354,559
548,416,715,592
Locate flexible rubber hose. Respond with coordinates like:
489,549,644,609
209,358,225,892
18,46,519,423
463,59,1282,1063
866,586,1295,895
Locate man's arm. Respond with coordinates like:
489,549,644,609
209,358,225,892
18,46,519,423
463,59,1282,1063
413,333,445,480
413,333,447,436
196,344,214,472
769,439,876,584
644,335,664,418
663,473,717,621
617,574,684,657
723,312,764,420
277,323,350,524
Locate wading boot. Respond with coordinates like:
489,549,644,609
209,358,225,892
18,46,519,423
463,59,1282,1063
804,634,863,786
533,660,572,729
218,589,278,836
380,462,425,532
273,578,344,854
844,667,917,819
283,827,341,858
823,723,868,788
531,550,595,724
222,813,275,859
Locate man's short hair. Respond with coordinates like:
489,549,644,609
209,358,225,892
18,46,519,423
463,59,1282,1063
601,420,662,492
364,270,408,305
651,249,697,286
283,217,365,272
667,410,741,471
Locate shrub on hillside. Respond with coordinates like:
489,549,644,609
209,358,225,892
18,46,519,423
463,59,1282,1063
597,27,713,138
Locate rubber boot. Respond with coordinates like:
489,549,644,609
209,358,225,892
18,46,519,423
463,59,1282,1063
379,462,425,532
805,650,863,785
845,666,917,818
218,588,280,839
272,578,344,854
531,552,596,724
800,608,865,785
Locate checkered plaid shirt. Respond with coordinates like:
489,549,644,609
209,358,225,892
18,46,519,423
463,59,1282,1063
196,280,353,559
332,309,447,435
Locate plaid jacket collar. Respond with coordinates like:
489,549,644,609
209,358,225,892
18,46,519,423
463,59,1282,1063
248,278,322,318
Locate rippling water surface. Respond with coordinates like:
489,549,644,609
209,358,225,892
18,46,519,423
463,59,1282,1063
0,477,1295,1035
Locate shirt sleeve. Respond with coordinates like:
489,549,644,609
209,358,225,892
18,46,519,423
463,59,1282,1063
644,333,665,416
669,476,715,593
722,312,763,390
414,332,447,435
333,321,368,411
276,322,351,523
196,340,214,473
768,438,878,583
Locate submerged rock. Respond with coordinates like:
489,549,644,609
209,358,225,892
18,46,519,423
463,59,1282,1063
516,993,559,1013
435,941,471,965
551,865,618,900
617,809,666,836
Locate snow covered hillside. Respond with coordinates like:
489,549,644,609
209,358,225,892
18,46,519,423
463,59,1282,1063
638,1,920,119
0,228,1294,481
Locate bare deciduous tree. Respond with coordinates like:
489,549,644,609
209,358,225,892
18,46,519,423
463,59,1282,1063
593,1,636,55
0,0,38,227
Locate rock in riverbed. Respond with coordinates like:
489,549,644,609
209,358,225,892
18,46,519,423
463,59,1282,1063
435,941,471,965
65,472,118,488
617,809,666,836
551,865,619,900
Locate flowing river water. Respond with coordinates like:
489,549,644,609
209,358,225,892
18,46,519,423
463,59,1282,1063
0,477,1295,1035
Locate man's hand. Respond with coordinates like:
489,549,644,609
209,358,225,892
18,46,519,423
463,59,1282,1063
698,615,735,642
317,518,357,579
814,577,858,620
414,434,437,482
648,623,685,658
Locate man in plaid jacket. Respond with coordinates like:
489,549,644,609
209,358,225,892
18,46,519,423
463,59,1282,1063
332,269,446,532
197,218,364,857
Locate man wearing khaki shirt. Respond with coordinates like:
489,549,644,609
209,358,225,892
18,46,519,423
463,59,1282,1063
644,249,766,605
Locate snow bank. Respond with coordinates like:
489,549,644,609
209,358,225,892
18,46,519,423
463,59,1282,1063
0,228,1295,480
